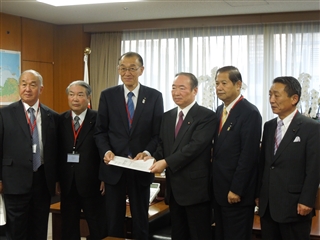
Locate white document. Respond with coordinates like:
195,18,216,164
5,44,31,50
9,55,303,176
109,156,154,173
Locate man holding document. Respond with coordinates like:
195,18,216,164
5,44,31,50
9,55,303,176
149,72,218,240
94,52,163,239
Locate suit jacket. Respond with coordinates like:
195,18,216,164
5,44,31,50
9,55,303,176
153,103,217,206
258,112,320,223
58,109,101,197
212,98,262,206
95,84,163,186
0,100,59,196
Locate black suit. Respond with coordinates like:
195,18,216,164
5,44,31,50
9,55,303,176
94,84,163,239
257,112,320,239
58,109,106,240
0,100,59,240
212,97,262,240
153,103,217,240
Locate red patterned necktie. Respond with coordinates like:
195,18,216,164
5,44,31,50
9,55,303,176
175,111,184,138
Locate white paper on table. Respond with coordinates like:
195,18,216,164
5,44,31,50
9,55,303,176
109,156,154,172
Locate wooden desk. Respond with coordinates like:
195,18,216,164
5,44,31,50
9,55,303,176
252,210,320,239
125,200,169,238
50,200,169,240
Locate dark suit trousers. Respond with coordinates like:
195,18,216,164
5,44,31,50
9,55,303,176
169,192,212,240
213,198,254,240
104,169,150,240
60,179,106,240
260,205,312,240
4,166,51,240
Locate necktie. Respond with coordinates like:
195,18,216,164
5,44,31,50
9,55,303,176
28,108,41,171
127,92,134,127
175,111,184,138
74,116,80,132
219,107,228,133
274,120,284,154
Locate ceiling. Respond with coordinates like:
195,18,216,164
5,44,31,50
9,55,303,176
0,0,319,25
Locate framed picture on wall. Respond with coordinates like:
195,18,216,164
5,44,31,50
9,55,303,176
0,49,21,105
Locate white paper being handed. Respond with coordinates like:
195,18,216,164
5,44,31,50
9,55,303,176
109,156,154,172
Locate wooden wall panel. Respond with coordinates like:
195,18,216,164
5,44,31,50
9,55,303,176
22,18,54,63
0,13,21,51
22,61,54,108
53,24,90,113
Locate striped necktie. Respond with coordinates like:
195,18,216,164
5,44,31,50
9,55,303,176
274,120,284,154
74,116,80,132
28,108,41,171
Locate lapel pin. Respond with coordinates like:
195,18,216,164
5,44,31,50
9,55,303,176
227,122,233,131
142,97,146,104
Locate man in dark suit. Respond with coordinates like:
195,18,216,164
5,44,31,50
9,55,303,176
94,52,163,239
149,72,217,240
256,76,320,239
57,80,106,240
0,69,59,240
212,66,262,239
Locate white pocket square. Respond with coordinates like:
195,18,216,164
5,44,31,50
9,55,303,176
293,136,301,142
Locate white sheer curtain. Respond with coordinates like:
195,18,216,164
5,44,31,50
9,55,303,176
121,22,319,123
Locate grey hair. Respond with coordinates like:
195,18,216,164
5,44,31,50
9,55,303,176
66,80,92,97
20,69,43,86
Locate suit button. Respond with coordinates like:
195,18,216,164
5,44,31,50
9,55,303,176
270,166,275,169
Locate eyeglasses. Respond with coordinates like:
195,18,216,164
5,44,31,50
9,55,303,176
118,67,141,74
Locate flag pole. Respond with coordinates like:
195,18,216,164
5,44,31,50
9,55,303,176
84,47,92,108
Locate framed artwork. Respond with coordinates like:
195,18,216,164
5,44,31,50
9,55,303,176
0,49,21,105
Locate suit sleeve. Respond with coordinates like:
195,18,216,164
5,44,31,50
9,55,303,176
144,92,163,155
299,120,320,207
94,91,111,159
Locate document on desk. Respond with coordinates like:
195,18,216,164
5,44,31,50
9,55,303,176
109,156,154,172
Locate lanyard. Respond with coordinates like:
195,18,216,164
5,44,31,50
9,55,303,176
25,103,40,135
219,95,244,133
71,112,84,146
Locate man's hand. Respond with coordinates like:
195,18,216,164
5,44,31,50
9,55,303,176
149,159,168,173
55,182,61,195
134,152,148,160
297,203,312,216
255,198,259,207
0,182,3,194
104,151,115,164
228,191,241,204
100,181,105,196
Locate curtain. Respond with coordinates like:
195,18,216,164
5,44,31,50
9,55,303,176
89,32,122,109
121,22,320,124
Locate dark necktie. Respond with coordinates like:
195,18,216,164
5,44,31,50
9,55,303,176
127,92,134,127
175,111,184,138
28,108,41,171
74,116,80,132
274,120,284,154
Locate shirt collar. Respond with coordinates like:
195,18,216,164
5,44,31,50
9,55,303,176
71,109,87,122
22,99,40,112
177,101,196,118
124,83,140,98
278,108,298,128
224,94,241,113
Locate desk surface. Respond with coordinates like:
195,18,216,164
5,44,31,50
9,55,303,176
253,210,320,237
125,200,169,221
51,200,169,220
